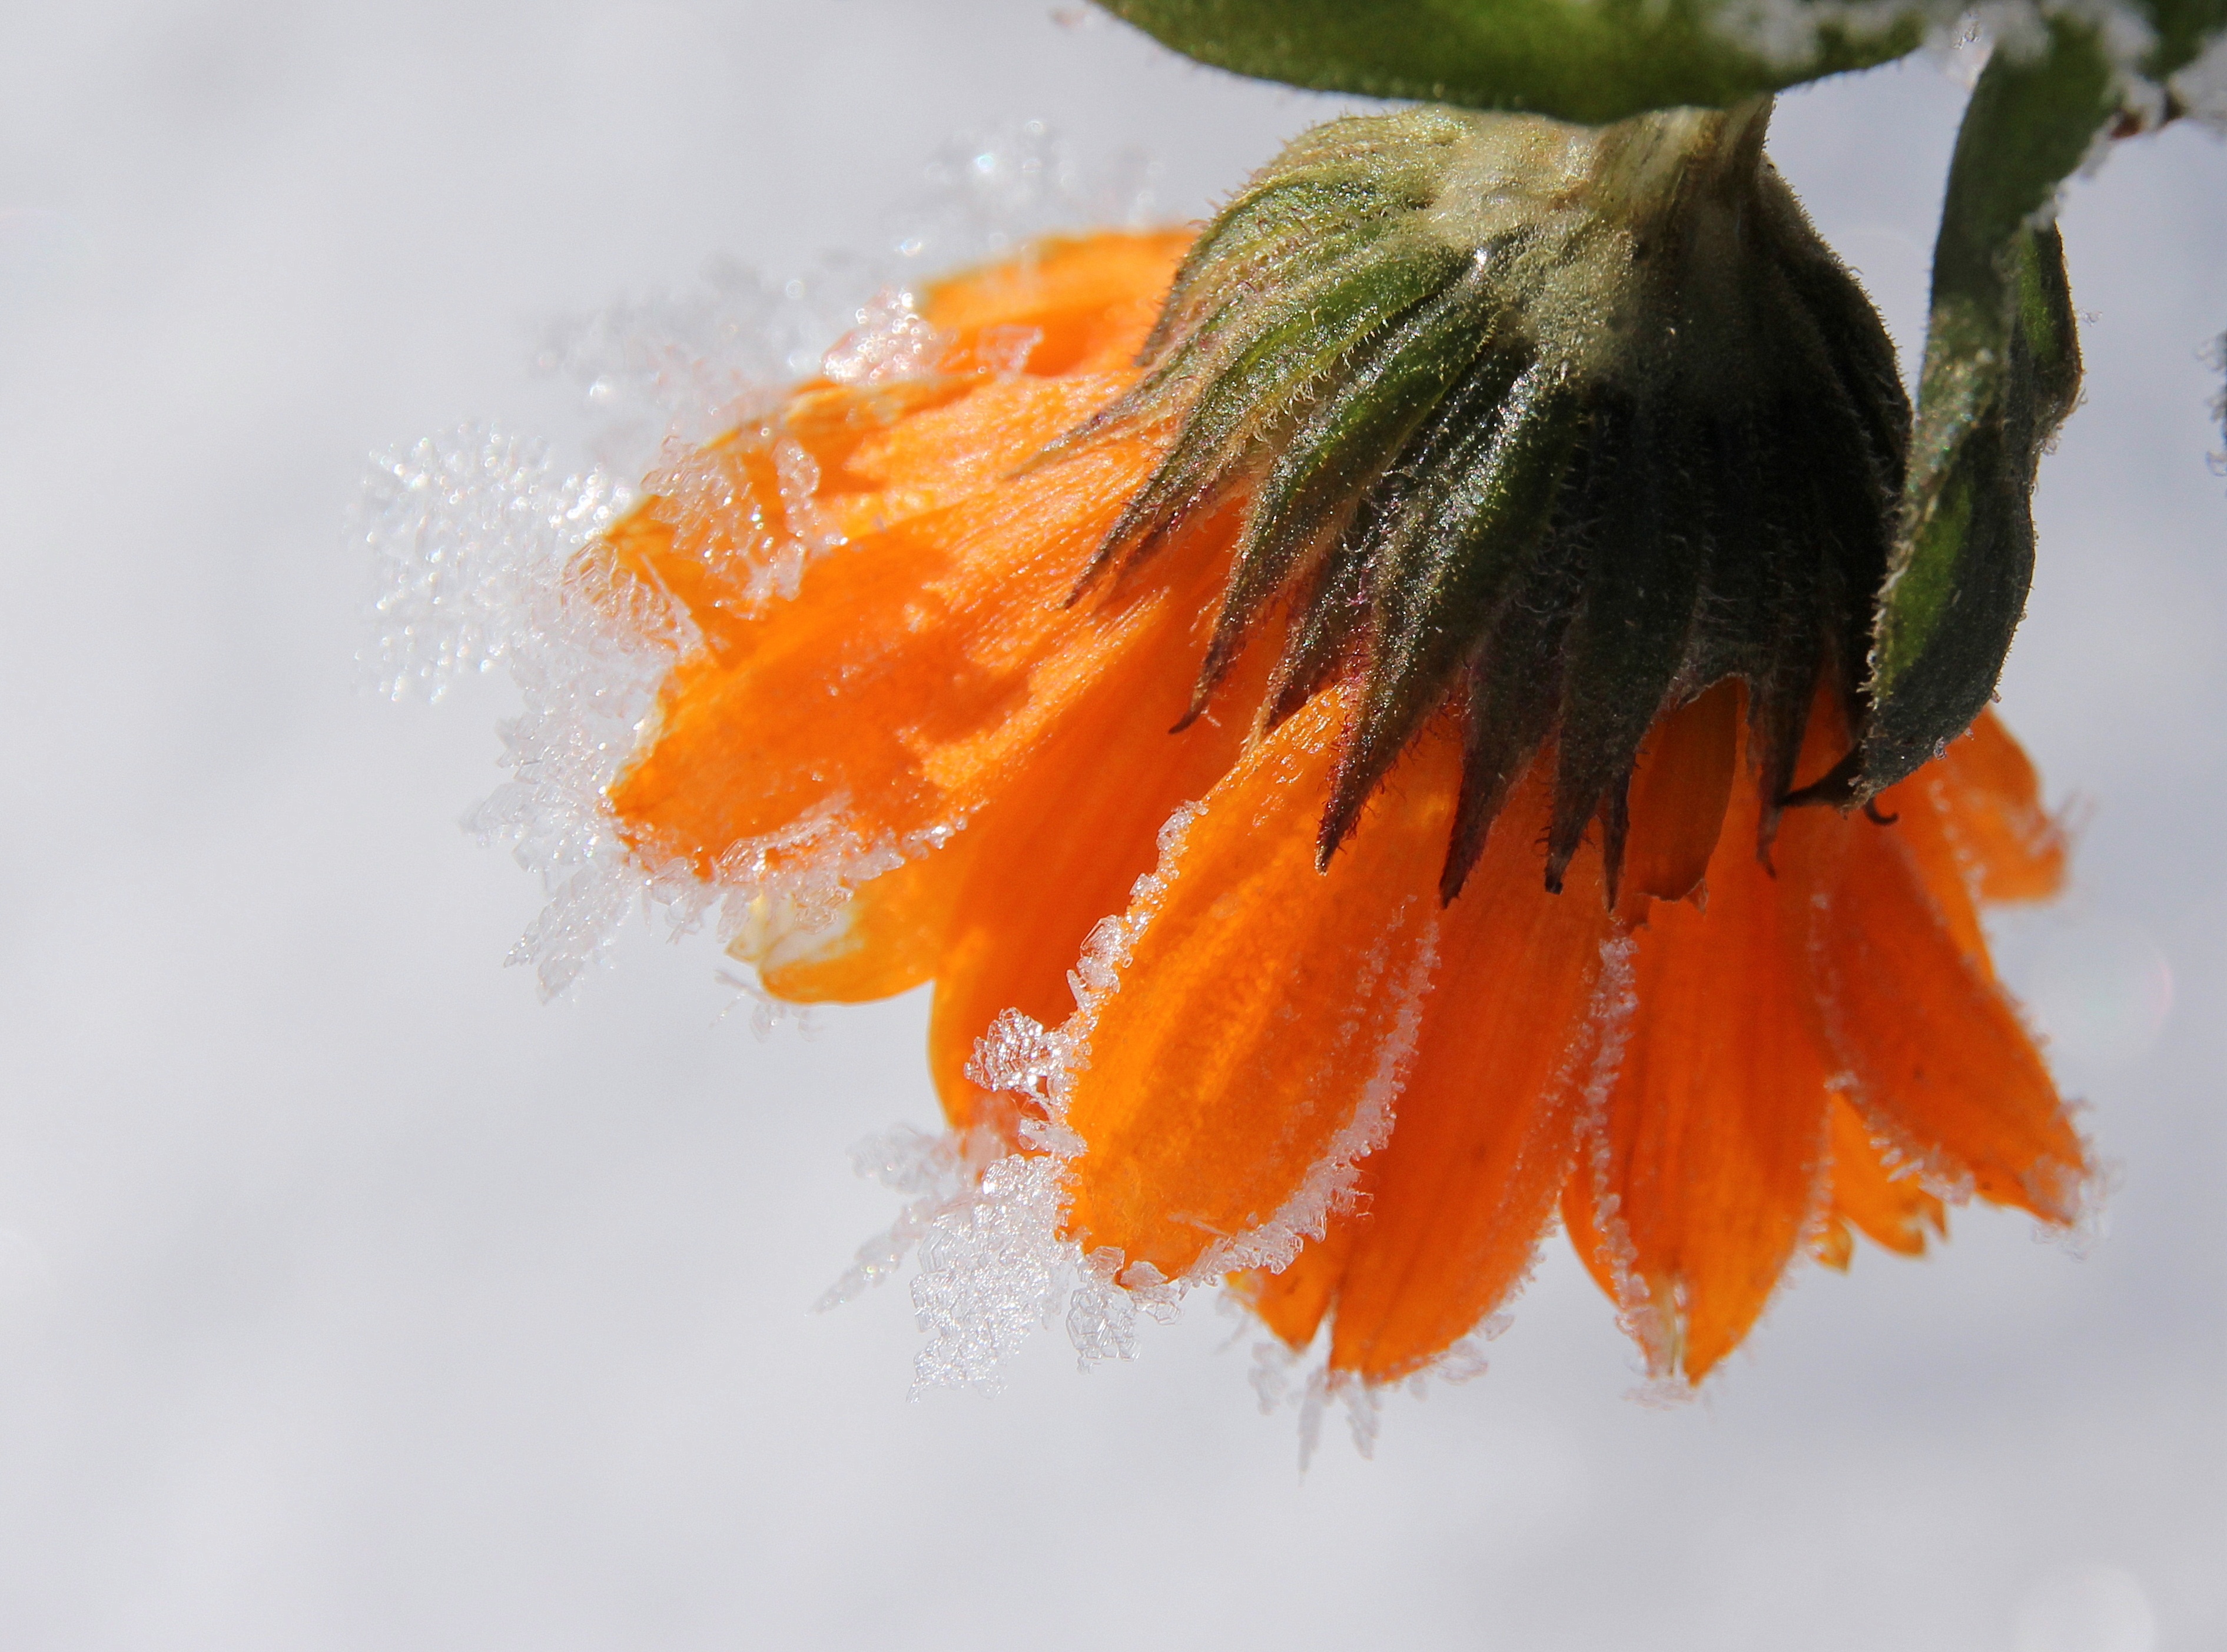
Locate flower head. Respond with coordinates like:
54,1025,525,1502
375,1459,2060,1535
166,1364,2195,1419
568,111,2085,1392
1057,102,1908,903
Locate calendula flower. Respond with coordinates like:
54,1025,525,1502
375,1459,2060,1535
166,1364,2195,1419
569,102,2087,1392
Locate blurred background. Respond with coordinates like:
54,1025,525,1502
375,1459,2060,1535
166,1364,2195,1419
1,4,2221,1648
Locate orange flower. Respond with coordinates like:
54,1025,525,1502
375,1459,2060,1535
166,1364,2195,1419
583,224,2085,1391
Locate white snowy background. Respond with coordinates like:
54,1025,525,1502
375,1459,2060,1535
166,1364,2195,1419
2,4,2222,1648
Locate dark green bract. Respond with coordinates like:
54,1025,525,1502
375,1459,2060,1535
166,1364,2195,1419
1051,104,1912,903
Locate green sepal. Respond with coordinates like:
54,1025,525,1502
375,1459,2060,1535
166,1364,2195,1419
1190,266,1502,710
1077,235,1465,583
1091,0,1926,125
1856,19,2109,796
1548,403,1711,897
1322,364,1581,860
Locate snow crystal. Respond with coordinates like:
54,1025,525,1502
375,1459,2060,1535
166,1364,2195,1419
889,118,1159,277
1247,1340,1388,1467
358,426,695,997
910,1152,1074,1392
369,124,1159,1003
711,966,822,1042
529,258,858,483
359,426,633,706
2034,1142,2115,1260
820,287,950,387
815,1124,1000,1312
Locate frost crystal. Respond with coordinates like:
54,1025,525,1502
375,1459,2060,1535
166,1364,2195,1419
821,287,950,387
1247,1340,1390,1468
815,1125,998,1311
359,427,630,704
367,124,1158,1002
910,1152,1074,1392
1191,919,1436,1284
359,426,688,996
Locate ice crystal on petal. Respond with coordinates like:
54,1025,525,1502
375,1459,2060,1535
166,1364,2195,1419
371,125,1161,1005
359,427,630,704
1264,1357,1380,1469
910,1151,1074,1393
533,258,867,479
891,118,1160,277
360,426,705,997
1189,920,1436,1285
1066,1249,1181,1368
1571,936,1659,1357
821,287,950,387
817,1125,998,1311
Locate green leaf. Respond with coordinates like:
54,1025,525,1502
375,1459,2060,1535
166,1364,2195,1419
1092,0,1927,124
1858,18,2115,795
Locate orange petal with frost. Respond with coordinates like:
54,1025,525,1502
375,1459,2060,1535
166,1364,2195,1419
1563,782,1841,1383
1932,709,2068,905
609,434,1176,872
1325,759,1615,1383
927,504,1261,1136
1058,691,1455,1285
1811,1092,1947,1266
745,835,982,1005
600,231,1193,872
1814,801,2086,1223
1873,709,2067,977
808,372,1138,534
1229,1208,1361,1352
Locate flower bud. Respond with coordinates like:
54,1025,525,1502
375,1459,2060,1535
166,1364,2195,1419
1055,99,1910,903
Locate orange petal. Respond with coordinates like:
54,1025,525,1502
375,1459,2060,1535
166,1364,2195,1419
1621,679,1740,908
745,833,983,1005
1809,1215,1855,1272
1935,709,2068,904
927,503,1260,1135
1819,1092,1946,1259
924,230,1192,377
1562,780,1841,1384
1813,798,2086,1223
1058,690,1456,1285
810,371,1138,534
1228,1206,1363,1352
1871,709,2066,979
608,432,1176,872
598,230,1195,873
1325,758,1616,1384
1870,770,1992,975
